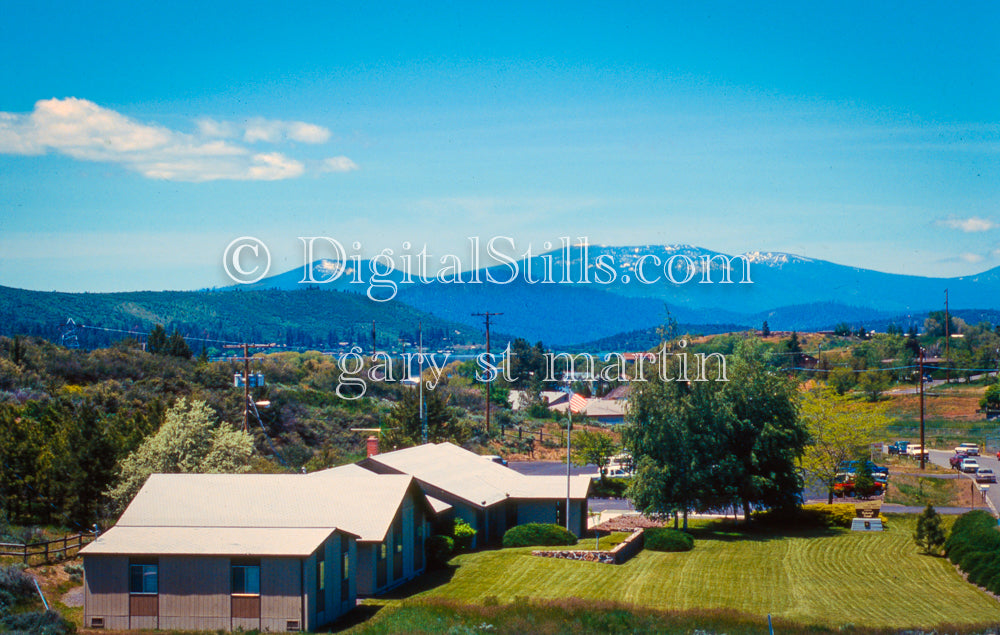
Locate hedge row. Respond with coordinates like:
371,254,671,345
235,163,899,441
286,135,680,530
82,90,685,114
644,528,694,552
752,503,859,529
503,523,578,548
946,510,1000,594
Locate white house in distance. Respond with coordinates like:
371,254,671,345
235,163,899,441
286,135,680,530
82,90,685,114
357,442,592,544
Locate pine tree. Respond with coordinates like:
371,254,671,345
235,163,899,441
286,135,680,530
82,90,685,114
147,324,167,354
913,504,946,555
853,457,876,498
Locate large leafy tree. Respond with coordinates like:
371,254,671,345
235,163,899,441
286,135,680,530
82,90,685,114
717,339,807,519
625,337,804,525
107,398,254,513
799,389,888,503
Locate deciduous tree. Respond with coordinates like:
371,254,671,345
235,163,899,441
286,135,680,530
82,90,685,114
106,398,253,512
799,390,888,503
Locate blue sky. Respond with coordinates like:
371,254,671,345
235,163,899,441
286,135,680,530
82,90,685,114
1,1,998,292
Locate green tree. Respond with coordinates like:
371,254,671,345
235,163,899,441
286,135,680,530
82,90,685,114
799,390,889,504
106,398,254,512
785,331,802,367
981,382,1000,411
165,331,192,359
625,377,721,528
827,366,855,395
383,387,466,447
147,324,167,355
857,369,890,402
852,457,876,499
627,337,807,525
914,504,947,555
572,430,619,480
719,339,807,520
761,321,770,337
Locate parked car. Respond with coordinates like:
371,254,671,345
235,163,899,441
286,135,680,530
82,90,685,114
961,458,980,474
955,443,980,456
887,441,909,455
950,453,967,470
906,445,929,460
837,460,889,475
975,468,997,484
482,454,508,466
833,472,886,497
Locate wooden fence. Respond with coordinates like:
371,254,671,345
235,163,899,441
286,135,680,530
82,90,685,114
0,532,95,565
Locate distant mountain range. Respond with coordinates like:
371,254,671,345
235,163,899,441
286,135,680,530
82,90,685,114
5,245,998,350
233,245,999,345
0,286,484,351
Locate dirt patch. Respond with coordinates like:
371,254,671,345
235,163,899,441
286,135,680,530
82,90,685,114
886,386,985,421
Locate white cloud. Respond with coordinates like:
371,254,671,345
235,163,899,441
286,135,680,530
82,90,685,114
938,217,997,232
0,98,345,182
961,252,985,263
321,156,359,172
243,118,331,144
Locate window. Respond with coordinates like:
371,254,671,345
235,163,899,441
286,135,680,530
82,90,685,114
414,508,425,570
392,516,403,579
231,563,260,595
129,563,158,594
376,540,387,588
341,540,350,602
316,547,326,612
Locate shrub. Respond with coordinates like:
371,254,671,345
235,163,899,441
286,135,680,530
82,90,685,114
644,528,694,552
502,523,577,548
0,564,36,616
453,519,477,553
0,609,76,634
63,563,84,582
753,503,855,529
426,535,454,569
946,510,999,564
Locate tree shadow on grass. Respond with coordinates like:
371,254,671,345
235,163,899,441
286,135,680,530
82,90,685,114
685,519,845,543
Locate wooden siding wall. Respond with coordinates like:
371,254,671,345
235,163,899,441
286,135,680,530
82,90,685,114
83,555,129,630
159,556,229,631
260,556,303,631
356,543,376,595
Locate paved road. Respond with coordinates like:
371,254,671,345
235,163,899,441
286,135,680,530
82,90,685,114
928,449,998,515
508,460,599,478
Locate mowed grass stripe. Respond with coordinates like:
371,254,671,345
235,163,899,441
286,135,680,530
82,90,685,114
416,517,1000,628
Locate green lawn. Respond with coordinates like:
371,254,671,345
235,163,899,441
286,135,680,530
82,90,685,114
366,515,1000,631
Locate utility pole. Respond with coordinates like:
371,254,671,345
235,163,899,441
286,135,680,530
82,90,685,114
419,321,427,444
919,347,926,470
224,342,278,432
944,289,950,384
472,311,503,434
